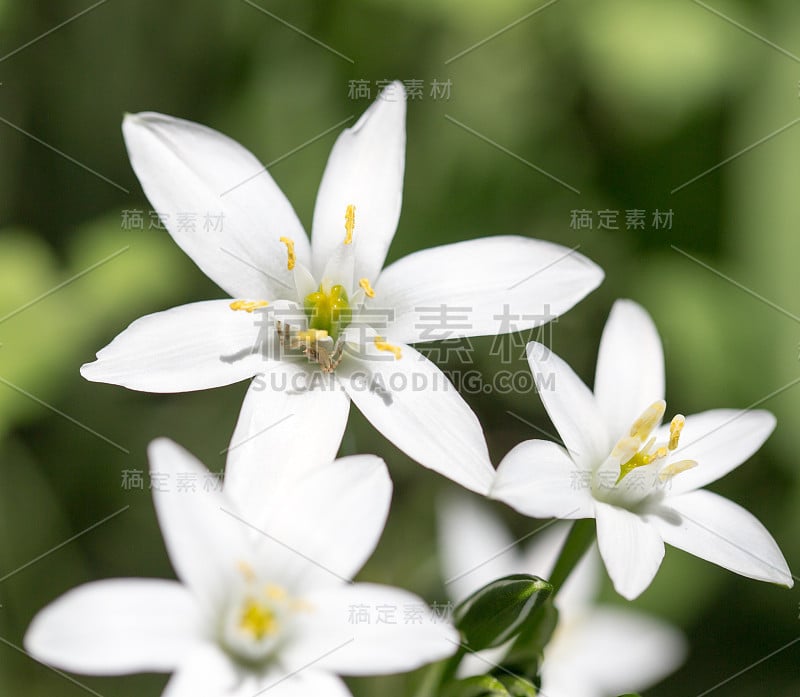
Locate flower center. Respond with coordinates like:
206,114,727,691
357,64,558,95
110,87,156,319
304,283,352,340
593,401,697,506
239,597,280,641
221,563,305,665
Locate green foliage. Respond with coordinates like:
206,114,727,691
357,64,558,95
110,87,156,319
454,574,552,653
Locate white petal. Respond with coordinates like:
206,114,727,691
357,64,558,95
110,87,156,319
594,501,665,600
375,237,604,343
438,495,520,603
457,646,513,680
24,579,198,675
594,299,665,441
255,670,352,697
526,342,611,471
253,455,393,591
543,607,686,697
491,440,593,519
149,439,249,607
657,409,776,495
340,342,495,494
80,300,269,392
649,489,793,586
311,82,406,283
162,644,241,697
286,583,458,676
123,112,309,299
223,365,351,526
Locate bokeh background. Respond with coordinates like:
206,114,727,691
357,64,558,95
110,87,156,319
1,1,799,694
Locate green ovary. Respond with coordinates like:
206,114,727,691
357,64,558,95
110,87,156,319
304,284,351,340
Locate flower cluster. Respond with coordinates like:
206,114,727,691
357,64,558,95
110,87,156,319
23,82,793,697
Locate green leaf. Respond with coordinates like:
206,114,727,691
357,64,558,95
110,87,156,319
501,601,559,679
496,674,538,696
440,675,510,697
454,574,553,652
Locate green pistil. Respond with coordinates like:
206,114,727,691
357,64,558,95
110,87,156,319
304,284,351,340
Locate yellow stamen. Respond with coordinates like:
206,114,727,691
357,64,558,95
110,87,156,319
659,459,698,482
616,442,668,484
344,204,356,245
669,414,686,451
265,584,287,601
279,236,296,270
230,300,269,313
629,400,666,441
611,436,641,465
239,599,279,640
237,560,256,582
359,277,376,298
290,598,314,612
374,336,402,360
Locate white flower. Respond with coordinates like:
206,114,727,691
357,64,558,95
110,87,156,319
439,496,686,697
81,81,603,494
25,439,458,696
491,299,793,599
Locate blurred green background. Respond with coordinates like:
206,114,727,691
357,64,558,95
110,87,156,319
1,0,799,694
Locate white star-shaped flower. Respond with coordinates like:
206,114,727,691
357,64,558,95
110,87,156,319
439,496,686,697
81,81,603,494
25,439,457,696
491,299,793,599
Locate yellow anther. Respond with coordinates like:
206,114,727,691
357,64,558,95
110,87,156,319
359,277,376,298
659,459,698,482
239,599,279,640
290,598,314,613
629,401,666,441
279,236,296,270
344,204,356,245
237,561,256,582
374,336,402,360
230,300,269,313
264,584,287,601
669,414,686,451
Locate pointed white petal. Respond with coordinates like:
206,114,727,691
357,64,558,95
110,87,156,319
286,583,458,676
376,237,603,343
657,409,776,495
223,366,350,526
255,671,352,697
123,112,309,299
162,644,241,697
311,82,406,282
340,342,495,494
491,440,593,519
149,439,249,607
594,501,665,600
594,300,665,441
543,607,686,697
253,455,392,591
438,495,520,603
457,646,513,680
80,300,269,392
526,342,611,472
649,490,793,586
24,579,198,675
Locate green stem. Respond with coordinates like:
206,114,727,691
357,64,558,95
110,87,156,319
548,518,596,596
412,649,458,697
